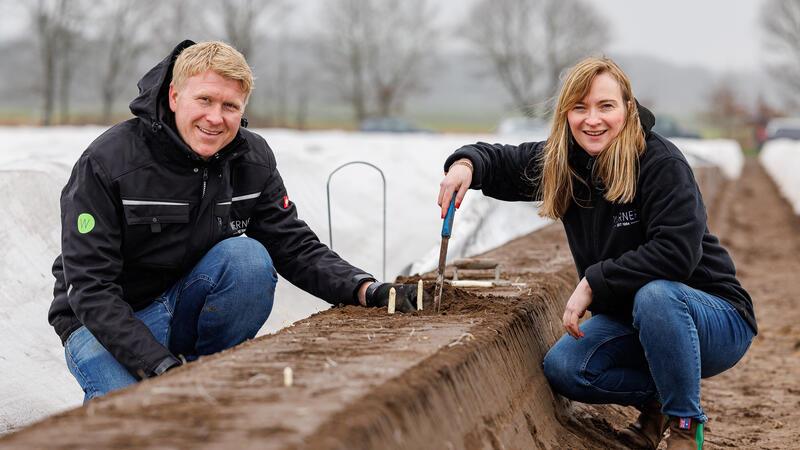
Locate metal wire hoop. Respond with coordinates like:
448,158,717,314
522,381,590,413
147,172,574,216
326,161,386,281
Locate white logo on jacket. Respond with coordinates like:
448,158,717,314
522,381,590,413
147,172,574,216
613,209,640,228
230,218,250,234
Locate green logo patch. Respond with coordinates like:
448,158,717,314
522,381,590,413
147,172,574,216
77,213,95,234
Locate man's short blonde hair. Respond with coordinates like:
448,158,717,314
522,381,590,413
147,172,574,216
172,41,254,102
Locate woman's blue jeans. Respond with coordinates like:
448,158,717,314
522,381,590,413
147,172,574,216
542,280,754,422
64,237,277,402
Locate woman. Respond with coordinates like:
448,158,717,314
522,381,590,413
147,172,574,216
438,57,756,449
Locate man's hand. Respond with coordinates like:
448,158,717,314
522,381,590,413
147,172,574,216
562,278,593,339
365,282,418,313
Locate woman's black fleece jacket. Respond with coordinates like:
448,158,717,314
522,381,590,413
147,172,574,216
444,106,756,334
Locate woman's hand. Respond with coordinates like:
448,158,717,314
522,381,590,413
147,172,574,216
562,277,593,339
438,159,473,217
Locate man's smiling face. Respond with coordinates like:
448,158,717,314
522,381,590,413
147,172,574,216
168,69,246,159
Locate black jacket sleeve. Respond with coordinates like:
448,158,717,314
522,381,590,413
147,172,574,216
443,141,543,201
584,157,706,303
60,154,176,377
245,151,374,305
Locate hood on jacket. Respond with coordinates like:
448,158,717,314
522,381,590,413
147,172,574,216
129,40,196,130
636,99,655,135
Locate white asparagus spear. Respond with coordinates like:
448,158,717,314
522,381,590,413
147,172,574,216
417,280,423,310
388,287,396,314
283,367,293,387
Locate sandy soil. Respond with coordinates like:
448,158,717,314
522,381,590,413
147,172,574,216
698,160,800,449
1,159,797,449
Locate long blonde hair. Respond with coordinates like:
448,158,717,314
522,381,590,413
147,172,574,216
538,57,645,219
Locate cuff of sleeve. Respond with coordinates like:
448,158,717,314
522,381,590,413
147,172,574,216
585,262,612,303
151,355,181,377
350,274,376,305
444,149,483,190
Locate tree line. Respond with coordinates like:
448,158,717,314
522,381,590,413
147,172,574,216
11,0,800,129
17,0,609,127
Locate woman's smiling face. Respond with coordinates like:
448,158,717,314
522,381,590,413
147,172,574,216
567,72,628,156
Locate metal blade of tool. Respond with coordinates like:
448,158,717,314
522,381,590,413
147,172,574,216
434,196,456,313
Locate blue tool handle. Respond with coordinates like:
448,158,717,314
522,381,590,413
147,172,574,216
441,196,456,238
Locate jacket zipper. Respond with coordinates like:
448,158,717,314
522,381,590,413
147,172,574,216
193,167,215,263
201,167,208,199
587,157,601,261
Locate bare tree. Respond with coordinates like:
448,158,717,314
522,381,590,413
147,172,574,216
56,0,89,124
154,0,209,53
268,33,317,129
254,8,298,127
315,0,438,122
97,0,160,123
316,0,371,122
285,40,315,130
465,0,608,116
367,1,437,116
761,0,800,111
705,77,754,148
31,0,58,125
542,0,610,98
212,0,284,58
464,0,540,116
30,0,82,125
270,32,291,127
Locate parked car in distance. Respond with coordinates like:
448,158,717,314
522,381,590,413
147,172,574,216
765,117,800,141
495,117,550,140
652,116,701,139
359,117,433,133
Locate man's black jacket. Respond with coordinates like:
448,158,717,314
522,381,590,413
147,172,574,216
444,105,757,334
49,41,373,377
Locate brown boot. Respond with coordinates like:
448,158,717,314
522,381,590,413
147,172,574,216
665,417,704,450
618,401,669,449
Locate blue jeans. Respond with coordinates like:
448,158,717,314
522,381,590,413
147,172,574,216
542,280,753,422
65,237,277,401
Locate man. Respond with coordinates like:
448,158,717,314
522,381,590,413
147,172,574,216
49,40,417,401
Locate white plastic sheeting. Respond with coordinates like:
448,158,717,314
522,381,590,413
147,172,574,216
760,139,800,214
671,138,744,179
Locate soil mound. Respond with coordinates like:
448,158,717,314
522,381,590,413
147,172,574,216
10,163,792,449
1,223,629,449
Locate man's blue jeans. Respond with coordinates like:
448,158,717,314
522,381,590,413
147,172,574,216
64,237,277,401
542,280,754,422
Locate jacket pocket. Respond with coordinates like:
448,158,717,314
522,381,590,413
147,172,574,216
122,200,191,266
123,200,190,232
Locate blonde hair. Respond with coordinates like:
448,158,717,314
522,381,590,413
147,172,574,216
538,56,645,219
172,41,254,103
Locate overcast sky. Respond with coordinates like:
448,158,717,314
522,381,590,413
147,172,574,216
601,0,767,73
